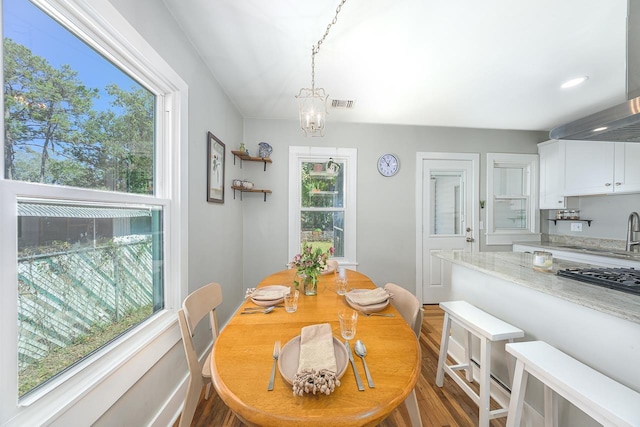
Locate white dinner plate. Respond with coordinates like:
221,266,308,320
277,336,349,385
345,289,390,314
250,285,289,306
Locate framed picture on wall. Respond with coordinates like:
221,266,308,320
207,131,225,203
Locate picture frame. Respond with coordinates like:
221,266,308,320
207,131,225,203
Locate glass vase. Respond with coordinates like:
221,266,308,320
303,275,317,296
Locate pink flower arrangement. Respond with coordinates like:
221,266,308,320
291,243,335,288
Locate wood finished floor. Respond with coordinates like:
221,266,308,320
177,305,508,427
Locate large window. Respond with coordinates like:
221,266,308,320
1,0,186,424
485,153,540,245
289,147,357,268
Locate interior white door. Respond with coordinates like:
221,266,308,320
417,154,479,303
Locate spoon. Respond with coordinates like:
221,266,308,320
354,340,375,388
241,306,275,315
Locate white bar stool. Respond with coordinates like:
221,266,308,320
506,341,640,427
436,301,524,427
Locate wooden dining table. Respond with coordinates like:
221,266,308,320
210,268,421,427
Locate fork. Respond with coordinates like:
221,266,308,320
267,340,281,391
360,311,395,317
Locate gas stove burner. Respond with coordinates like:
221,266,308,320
557,267,640,296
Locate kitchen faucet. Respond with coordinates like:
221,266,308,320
626,212,640,251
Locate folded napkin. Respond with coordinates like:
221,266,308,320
346,287,390,306
251,288,284,301
292,323,341,396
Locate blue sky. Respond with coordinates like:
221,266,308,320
4,0,143,111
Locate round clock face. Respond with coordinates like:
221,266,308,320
377,154,399,177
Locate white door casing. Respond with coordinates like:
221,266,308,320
415,152,479,304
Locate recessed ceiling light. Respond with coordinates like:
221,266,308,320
593,126,608,132
561,76,589,89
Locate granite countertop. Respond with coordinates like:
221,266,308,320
515,240,640,263
434,251,640,324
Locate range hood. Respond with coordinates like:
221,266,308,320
549,0,640,142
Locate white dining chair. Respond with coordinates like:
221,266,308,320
384,282,424,338
383,282,424,426
177,282,223,427
326,259,339,273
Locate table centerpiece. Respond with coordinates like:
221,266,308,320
291,243,334,296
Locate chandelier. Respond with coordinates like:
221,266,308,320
296,0,347,137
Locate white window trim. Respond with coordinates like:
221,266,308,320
0,1,188,426
485,153,540,245
288,147,357,269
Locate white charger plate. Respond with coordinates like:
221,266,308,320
251,297,284,307
346,289,390,313
250,285,289,306
277,336,349,385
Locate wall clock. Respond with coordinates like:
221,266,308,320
377,153,400,177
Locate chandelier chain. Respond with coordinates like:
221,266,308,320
311,0,347,89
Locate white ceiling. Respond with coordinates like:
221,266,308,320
163,0,628,133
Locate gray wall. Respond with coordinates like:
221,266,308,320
241,118,547,295
96,1,245,425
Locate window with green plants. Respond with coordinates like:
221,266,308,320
289,147,357,268
300,158,345,256
3,0,166,399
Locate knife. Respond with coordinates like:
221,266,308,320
243,305,283,311
345,341,365,391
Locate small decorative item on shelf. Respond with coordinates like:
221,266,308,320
232,179,242,188
325,158,340,174
258,142,272,158
241,180,254,190
239,143,246,153
290,243,335,296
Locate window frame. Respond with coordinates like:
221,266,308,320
485,153,540,245
288,146,357,269
0,0,188,425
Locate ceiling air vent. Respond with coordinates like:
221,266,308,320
331,99,355,109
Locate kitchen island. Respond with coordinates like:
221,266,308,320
434,251,640,426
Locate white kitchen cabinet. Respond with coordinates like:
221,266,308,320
563,140,616,196
537,140,566,209
562,140,640,196
614,142,640,193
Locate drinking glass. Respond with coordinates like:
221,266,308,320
335,266,348,295
335,277,348,295
284,288,299,313
338,309,358,340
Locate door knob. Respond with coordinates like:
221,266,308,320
466,237,475,242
